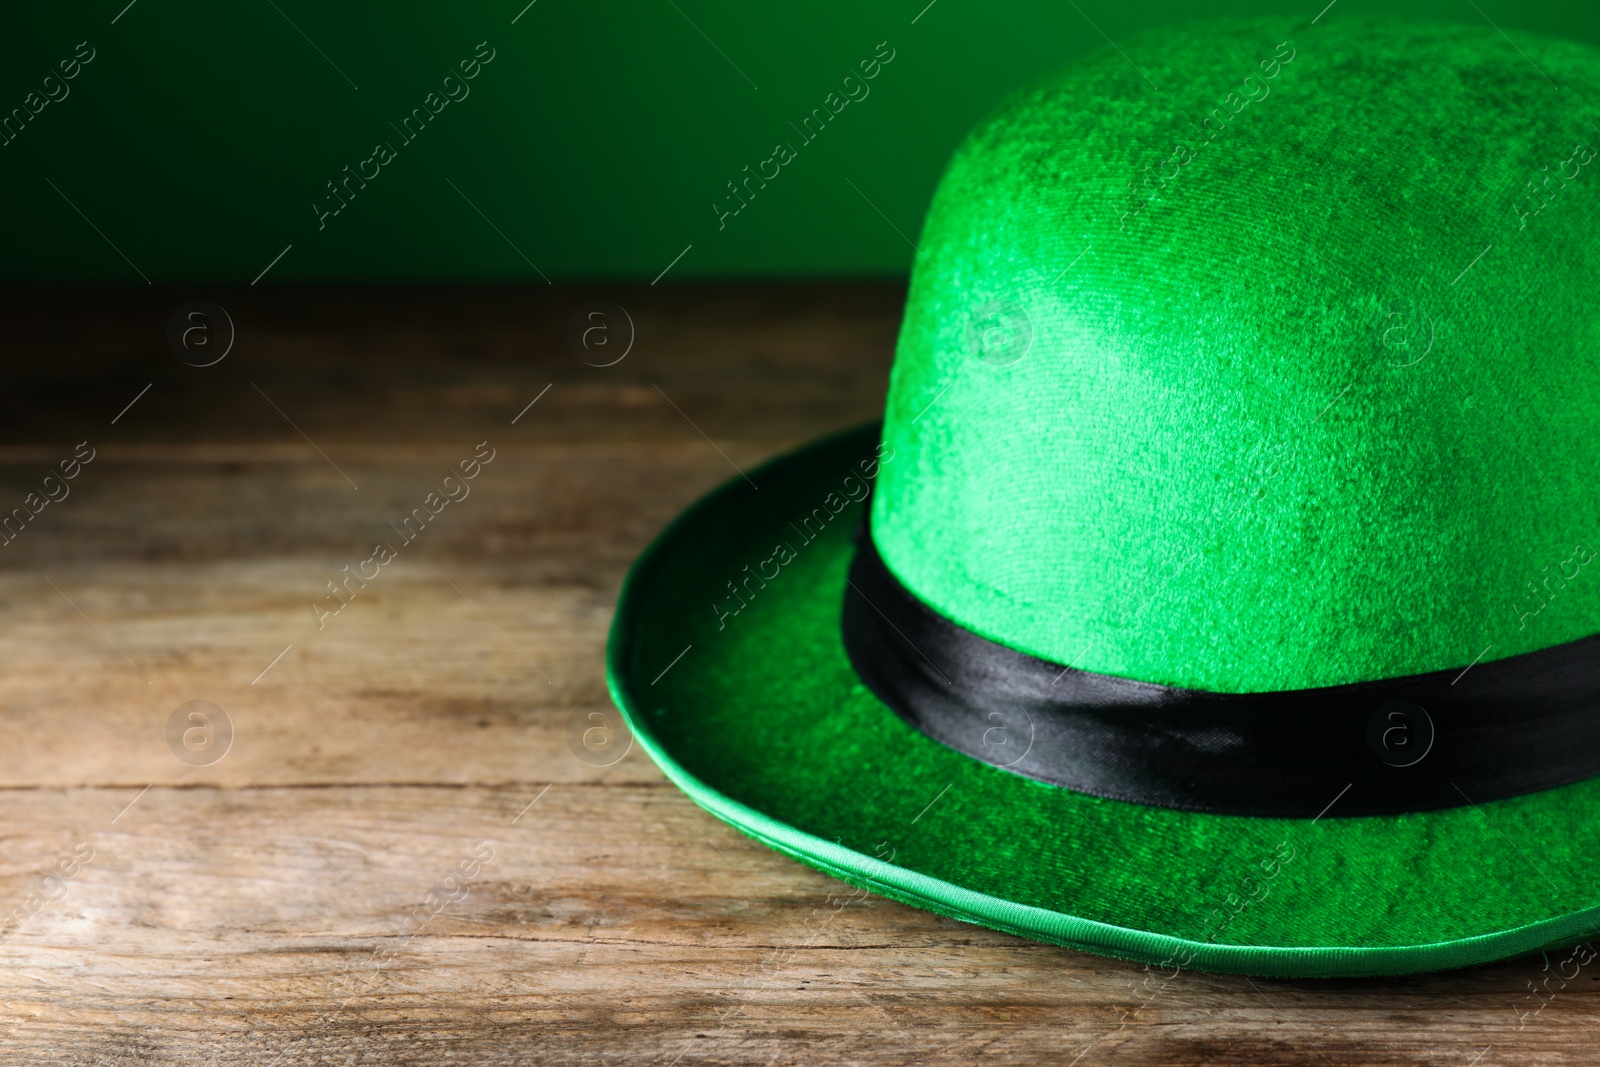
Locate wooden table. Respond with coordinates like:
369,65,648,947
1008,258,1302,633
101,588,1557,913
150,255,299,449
0,283,1584,1065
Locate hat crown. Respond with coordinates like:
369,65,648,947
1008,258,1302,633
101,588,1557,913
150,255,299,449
872,17,1600,693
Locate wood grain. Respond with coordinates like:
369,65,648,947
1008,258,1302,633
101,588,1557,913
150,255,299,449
0,283,1590,1065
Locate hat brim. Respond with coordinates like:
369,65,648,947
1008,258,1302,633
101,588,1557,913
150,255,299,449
607,423,1600,977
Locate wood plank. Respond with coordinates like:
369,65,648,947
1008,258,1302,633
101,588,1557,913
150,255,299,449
0,782,1582,1065
0,283,1589,1064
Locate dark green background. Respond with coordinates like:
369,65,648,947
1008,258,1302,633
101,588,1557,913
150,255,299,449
2,0,1595,281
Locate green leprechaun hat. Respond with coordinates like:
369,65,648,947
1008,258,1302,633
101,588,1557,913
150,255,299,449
607,16,1600,977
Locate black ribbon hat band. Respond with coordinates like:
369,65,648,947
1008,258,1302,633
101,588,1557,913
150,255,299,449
842,528,1600,818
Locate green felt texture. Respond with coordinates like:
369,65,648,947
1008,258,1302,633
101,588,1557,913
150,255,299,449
610,426,1600,976
873,17,1600,692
